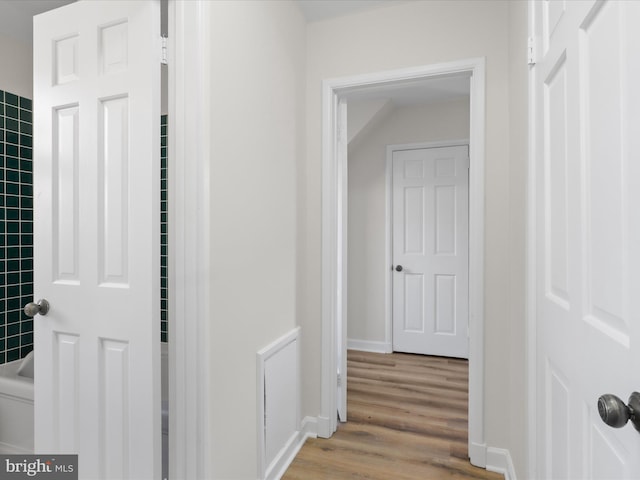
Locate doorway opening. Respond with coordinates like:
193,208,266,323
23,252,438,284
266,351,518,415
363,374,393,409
320,58,487,467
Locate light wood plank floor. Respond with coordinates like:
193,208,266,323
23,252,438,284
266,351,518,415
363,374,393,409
282,350,503,480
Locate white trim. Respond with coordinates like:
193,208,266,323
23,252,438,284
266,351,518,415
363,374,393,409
347,339,392,354
526,1,539,478
300,416,319,439
469,442,487,468
320,77,338,438
467,59,487,468
337,98,348,423
264,433,298,480
385,156,393,347
260,432,307,480
320,58,487,467
168,1,212,478
387,139,470,152
257,328,300,480
486,447,516,480
385,139,470,352
265,417,317,480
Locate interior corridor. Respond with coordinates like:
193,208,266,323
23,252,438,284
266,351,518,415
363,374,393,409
283,350,502,479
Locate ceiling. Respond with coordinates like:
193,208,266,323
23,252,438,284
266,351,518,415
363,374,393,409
0,0,75,44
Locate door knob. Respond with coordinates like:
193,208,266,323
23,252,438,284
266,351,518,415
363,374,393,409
597,392,640,432
24,299,50,317
395,265,403,272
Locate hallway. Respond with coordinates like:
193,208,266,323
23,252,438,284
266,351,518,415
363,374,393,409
283,350,502,479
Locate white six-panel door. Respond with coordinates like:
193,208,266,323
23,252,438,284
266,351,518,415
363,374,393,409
392,145,469,358
532,0,640,477
33,1,161,478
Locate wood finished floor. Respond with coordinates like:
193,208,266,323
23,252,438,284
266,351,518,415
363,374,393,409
282,350,503,480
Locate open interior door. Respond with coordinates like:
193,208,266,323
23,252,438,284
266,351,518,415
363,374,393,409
532,0,640,477
33,1,161,477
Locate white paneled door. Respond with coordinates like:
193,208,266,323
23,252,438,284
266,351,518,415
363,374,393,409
392,145,469,358
532,0,640,478
33,1,161,478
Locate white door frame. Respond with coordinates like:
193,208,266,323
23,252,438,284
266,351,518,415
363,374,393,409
385,140,470,353
320,57,488,467
168,1,212,478
526,3,537,477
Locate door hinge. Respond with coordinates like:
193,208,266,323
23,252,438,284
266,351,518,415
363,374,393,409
161,35,168,65
337,372,342,387
528,36,537,66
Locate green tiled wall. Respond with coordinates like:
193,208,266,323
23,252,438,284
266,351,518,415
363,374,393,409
161,115,168,343
0,89,34,364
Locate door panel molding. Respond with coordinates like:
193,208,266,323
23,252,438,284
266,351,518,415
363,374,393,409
320,58,487,467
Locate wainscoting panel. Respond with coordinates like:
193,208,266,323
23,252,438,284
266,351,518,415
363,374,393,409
257,327,306,480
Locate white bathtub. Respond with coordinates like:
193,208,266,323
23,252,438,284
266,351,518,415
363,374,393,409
0,345,169,464
0,352,34,453
161,342,168,479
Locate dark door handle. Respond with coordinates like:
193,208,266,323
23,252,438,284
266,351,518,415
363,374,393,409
598,392,640,432
395,265,403,272
24,299,50,317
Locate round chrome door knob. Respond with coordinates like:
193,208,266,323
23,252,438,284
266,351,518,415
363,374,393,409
395,265,403,272
24,299,50,317
598,392,640,432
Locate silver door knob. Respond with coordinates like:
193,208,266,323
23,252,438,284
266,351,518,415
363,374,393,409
598,392,640,432
395,265,403,272
24,299,50,317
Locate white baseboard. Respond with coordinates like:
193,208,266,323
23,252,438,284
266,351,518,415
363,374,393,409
268,417,317,480
347,339,392,353
316,415,332,438
265,432,299,480
469,441,487,468
486,447,516,480
300,416,318,439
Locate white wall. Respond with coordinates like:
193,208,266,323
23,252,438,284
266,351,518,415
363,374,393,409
206,1,305,478
347,97,392,145
299,0,527,473
0,32,32,99
347,99,470,346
